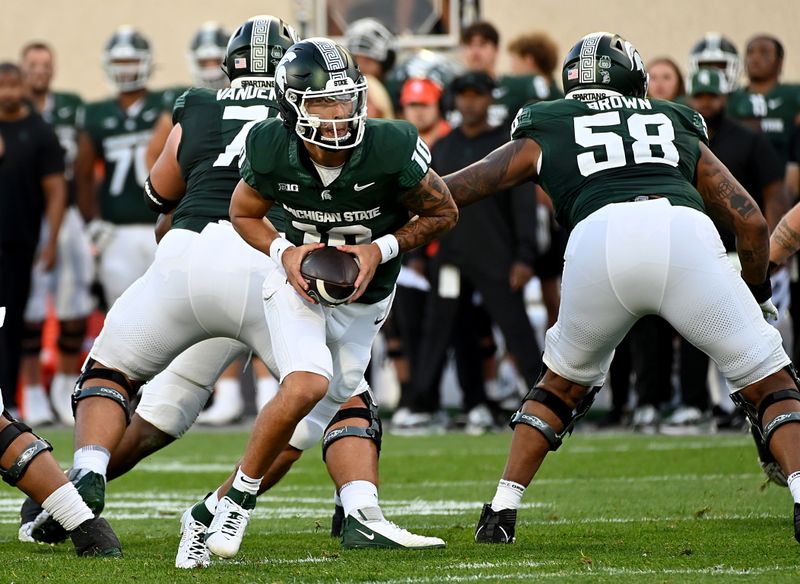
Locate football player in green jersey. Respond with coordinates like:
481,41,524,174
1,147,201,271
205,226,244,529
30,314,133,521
75,26,162,308
19,42,94,428
146,22,230,169
723,35,800,165
441,31,800,546
203,38,456,558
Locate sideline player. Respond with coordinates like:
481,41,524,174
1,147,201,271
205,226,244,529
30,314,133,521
201,38,457,558
19,42,94,426
439,31,800,545
75,26,164,308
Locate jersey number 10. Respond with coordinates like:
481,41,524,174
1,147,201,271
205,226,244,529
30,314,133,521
574,112,680,177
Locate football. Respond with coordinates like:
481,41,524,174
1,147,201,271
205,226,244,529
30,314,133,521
300,246,360,306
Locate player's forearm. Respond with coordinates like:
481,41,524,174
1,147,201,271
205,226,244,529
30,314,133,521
397,171,458,253
770,204,800,265
42,174,67,248
231,215,277,256
763,181,789,234
445,139,537,208
737,221,771,285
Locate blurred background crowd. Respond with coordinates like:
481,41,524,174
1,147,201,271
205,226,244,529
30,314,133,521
1,0,799,437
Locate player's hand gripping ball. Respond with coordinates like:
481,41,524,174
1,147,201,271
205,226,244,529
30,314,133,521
300,246,360,306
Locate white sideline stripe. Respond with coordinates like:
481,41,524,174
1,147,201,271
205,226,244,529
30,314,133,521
389,440,749,458
1,510,786,526
370,564,796,583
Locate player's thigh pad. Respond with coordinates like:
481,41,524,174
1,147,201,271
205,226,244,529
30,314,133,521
542,202,665,386
263,267,332,383
325,291,394,402
99,224,157,307
136,337,251,437
659,205,790,391
89,229,207,381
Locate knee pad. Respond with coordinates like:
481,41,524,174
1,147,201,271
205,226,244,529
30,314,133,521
0,411,53,486
289,417,326,451
72,359,133,424
321,391,382,461
57,320,87,355
21,322,43,357
510,365,600,451
733,377,800,453
136,370,212,438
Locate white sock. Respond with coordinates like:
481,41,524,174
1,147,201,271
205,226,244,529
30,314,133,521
73,445,110,478
42,482,94,532
788,471,800,504
232,467,262,496
256,377,279,409
216,378,241,400
491,479,525,512
340,480,379,517
205,489,219,514
333,489,342,508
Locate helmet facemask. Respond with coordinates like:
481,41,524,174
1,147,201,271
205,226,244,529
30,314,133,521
103,48,152,93
285,79,368,150
189,45,228,89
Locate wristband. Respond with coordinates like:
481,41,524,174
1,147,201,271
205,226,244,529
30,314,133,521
373,234,399,264
269,237,295,266
744,274,772,304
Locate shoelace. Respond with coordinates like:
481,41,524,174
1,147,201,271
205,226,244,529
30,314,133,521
220,509,247,538
182,522,208,560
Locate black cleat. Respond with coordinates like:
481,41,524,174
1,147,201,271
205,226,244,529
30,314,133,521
474,503,516,544
331,504,345,538
31,469,107,545
70,517,123,557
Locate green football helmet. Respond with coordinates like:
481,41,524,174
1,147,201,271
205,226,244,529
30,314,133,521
221,15,299,87
274,38,368,150
102,26,152,93
189,22,229,89
562,32,648,98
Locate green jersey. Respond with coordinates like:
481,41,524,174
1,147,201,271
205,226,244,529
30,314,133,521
41,91,83,184
80,91,164,224
241,118,430,304
727,83,800,164
511,96,708,230
172,86,281,233
160,85,190,113
493,74,562,126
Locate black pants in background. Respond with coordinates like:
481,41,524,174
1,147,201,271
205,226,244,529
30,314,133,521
629,315,674,408
678,340,711,411
0,245,36,410
409,261,542,414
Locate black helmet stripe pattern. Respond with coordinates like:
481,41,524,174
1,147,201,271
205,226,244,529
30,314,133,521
579,33,601,84
309,38,347,80
250,16,271,74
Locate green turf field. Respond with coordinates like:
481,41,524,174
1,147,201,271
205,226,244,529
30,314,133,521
1,428,798,582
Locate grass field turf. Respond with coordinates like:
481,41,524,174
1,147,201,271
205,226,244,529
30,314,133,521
1,428,799,582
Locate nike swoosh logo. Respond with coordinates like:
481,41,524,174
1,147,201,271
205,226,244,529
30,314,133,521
354,182,375,191
374,315,386,325
355,528,375,540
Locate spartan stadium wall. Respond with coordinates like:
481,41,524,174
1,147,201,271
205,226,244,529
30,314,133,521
0,0,797,100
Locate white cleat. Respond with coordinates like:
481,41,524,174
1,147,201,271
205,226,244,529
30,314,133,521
204,496,252,558
18,522,35,543
341,506,446,549
176,507,211,569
